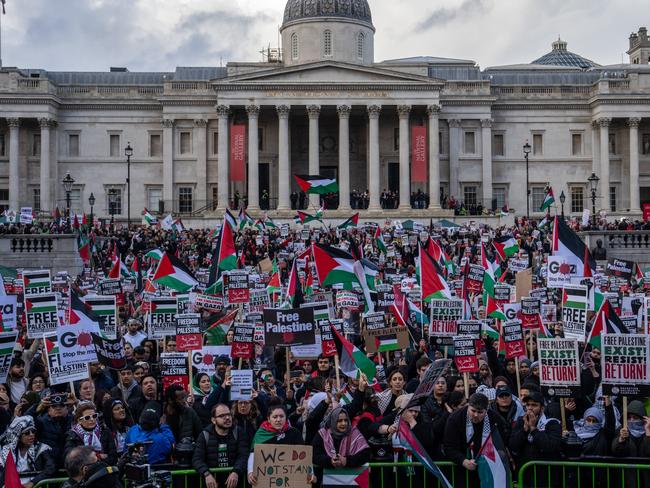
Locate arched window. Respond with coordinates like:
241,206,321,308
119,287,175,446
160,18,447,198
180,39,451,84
291,33,299,60
357,32,364,59
324,30,332,57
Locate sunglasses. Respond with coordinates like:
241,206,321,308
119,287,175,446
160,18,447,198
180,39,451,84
80,413,98,421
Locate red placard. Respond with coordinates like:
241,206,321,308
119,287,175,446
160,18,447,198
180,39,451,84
503,321,526,359
319,320,337,357
230,124,246,182
453,336,479,373
231,323,255,359
411,125,427,183
177,333,202,352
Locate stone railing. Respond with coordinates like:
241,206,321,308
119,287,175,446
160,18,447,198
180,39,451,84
442,81,491,96
490,85,592,98
0,234,83,275
579,230,650,266
56,85,164,98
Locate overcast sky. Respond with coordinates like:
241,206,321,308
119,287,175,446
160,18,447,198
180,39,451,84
1,0,645,72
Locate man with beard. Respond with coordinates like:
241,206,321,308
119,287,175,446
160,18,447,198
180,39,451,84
130,374,162,419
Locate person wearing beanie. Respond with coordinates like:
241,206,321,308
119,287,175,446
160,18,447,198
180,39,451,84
124,408,175,464
611,399,650,461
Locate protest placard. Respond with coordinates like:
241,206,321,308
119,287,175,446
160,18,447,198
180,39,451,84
230,369,254,400
0,332,18,383
231,323,255,359
509,258,528,273
45,334,89,385
57,320,99,368
160,352,189,393
190,346,232,376
547,256,574,288
601,334,650,396
377,289,395,312
22,270,52,296
83,295,117,339
429,298,463,336
521,297,542,329
175,313,202,351
561,284,588,342
20,207,33,224
453,336,479,373
262,307,316,347
363,311,408,353
538,338,581,397
336,291,359,310
605,258,635,281
541,304,557,324
503,320,526,359
515,268,532,301
319,320,337,357
247,288,271,313
300,301,331,322
252,445,313,488
0,296,17,332
463,264,485,297
148,297,178,339
530,287,548,303
91,332,127,370
98,279,122,295
225,270,250,304
494,285,513,306
25,293,59,339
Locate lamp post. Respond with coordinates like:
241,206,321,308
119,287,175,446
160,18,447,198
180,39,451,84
523,141,531,219
559,190,566,220
62,171,75,219
88,192,95,228
125,142,133,228
108,190,117,231
588,172,600,228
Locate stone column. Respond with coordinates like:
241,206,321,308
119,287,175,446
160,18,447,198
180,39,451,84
161,118,174,212
367,105,382,210
448,119,462,200
39,118,54,213
276,105,291,211
246,105,260,211
397,105,411,210
337,105,351,211
481,119,493,209
8,118,20,211
427,105,441,209
598,118,611,211
629,117,641,212
194,119,208,209
307,105,321,208
591,121,600,176
216,105,230,210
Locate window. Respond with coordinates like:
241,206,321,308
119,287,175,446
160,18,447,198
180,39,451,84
357,32,365,59
107,188,122,216
493,187,507,210
533,133,543,155
32,188,40,213
178,187,193,213
31,134,41,157
642,134,650,155
439,131,444,155
291,33,299,60
570,187,584,213
0,134,5,157
258,127,264,151
0,189,8,212
531,186,546,211
323,30,332,56
109,134,120,157
464,131,475,154
147,187,163,213
70,188,82,215
463,186,477,205
492,133,504,156
610,186,617,212
393,128,399,151
571,133,583,156
68,134,80,157
212,187,219,210
608,133,617,155
149,133,162,157
212,131,219,155
179,131,191,154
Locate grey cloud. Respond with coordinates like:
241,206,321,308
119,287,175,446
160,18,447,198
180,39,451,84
416,0,491,31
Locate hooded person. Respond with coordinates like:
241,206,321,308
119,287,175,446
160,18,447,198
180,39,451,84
573,403,616,457
611,400,650,488
190,372,225,427
124,408,175,465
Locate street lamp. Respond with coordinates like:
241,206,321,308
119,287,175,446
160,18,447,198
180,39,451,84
523,141,531,219
588,172,600,228
62,171,75,219
125,142,133,228
559,191,566,220
88,192,95,228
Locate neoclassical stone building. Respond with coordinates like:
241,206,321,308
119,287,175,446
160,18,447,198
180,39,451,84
0,0,649,223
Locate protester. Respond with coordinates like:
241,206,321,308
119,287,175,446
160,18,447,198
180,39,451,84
63,402,117,465
101,399,133,455
124,408,175,465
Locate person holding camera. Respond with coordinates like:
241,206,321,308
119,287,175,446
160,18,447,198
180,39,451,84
124,408,175,465
64,402,117,466
32,392,74,468
192,403,249,488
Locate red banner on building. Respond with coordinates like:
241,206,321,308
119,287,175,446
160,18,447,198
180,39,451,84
230,124,246,182
411,125,427,183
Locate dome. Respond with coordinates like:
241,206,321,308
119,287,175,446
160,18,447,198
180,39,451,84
531,38,600,69
282,0,373,28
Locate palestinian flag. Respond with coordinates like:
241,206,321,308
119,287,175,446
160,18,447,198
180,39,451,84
144,248,164,261
312,244,357,287
538,320,553,338
267,259,281,296
77,234,90,263
83,296,116,323
374,226,387,254
264,215,277,228
204,309,238,345
482,321,500,343
142,208,157,225
420,244,452,301
238,208,254,230
538,211,551,229
635,263,644,286
217,217,238,271
295,209,322,224
337,213,359,230
323,465,369,488
562,286,588,310
294,175,339,195
482,243,500,297
152,253,198,292
552,216,596,277
69,290,101,326
303,265,314,297
108,256,131,279
224,208,237,230
587,300,629,349
285,260,304,308
23,270,51,293
0,332,18,356
44,336,58,356
172,219,184,233
375,334,399,352
477,431,511,488
540,186,555,212
332,326,376,381
493,235,519,261
486,295,507,321
24,294,57,314
397,419,452,488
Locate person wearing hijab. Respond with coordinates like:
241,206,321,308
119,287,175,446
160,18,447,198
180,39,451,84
312,407,371,488
611,400,650,487
63,401,118,465
573,400,615,457
0,416,56,487
191,372,225,426
102,398,134,455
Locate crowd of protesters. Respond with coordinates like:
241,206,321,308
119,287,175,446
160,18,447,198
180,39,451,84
0,213,649,488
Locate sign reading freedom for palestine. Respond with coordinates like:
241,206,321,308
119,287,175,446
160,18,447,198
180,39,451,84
262,307,315,347
538,338,581,397
601,334,650,396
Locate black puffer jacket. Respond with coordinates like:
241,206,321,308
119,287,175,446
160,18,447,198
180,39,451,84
63,426,118,466
35,413,72,466
192,425,249,480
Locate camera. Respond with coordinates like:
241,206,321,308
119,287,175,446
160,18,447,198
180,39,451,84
123,441,172,488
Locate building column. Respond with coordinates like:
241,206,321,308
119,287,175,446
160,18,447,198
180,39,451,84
307,105,321,208
448,119,462,200
246,105,260,211
276,105,291,211
367,105,382,210
591,121,600,176
337,105,351,211
629,117,641,212
598,118,611,212
39,118,54,213
481,119,493,209
8,118,20,211
397,105,411,210
216,105,230,211
194,119,208,209
161,118,174,212
427,105,441,209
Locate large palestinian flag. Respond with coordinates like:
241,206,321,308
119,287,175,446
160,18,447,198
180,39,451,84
331,326,376,381
295,209,323,224
337,213,359,230
69,290,101,326
493,235,519,261
285,260,304,308
420,244,453,301
312,244,357,287
294,175,339,195
323,465,369,488
217,217,238,271
397,418,452,488
587,300,629,349
552,216,596,277
152,253,198,292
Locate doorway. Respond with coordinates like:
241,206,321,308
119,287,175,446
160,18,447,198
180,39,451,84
388,162,399,193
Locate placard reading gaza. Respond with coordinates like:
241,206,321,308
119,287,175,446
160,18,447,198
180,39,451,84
262,308,315,347
430,299,463,336
601,334,650,396
538,338,581,397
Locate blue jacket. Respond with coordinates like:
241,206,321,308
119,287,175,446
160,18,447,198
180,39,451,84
124,424,175,465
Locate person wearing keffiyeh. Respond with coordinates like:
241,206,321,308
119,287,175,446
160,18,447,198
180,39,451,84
63,402,117,466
